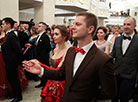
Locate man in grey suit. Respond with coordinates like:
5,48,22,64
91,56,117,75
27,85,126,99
111,17,138,102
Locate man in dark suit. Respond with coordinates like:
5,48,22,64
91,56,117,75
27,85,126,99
23,12,117,102
1,17,22,102
110,17,138,102
35,22,51,88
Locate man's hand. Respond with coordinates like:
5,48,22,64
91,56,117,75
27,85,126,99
22,59,42,74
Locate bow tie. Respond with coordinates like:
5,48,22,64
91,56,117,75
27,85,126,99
123,35,131,40
74,46,85,55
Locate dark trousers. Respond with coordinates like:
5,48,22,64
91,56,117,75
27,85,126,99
133,82,138,102
6,66,22,97
112,75,135,102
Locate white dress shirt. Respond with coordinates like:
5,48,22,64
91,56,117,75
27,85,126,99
73,41,94,76
35,32,44,45
39,41,94,77
122,32,134,54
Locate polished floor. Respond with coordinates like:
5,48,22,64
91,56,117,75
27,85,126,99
0,80,134,102
0,81,41,102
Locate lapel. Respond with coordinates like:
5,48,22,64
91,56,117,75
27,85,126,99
119,35,123,55
71,44,97,83
68,48,76,82
37,33,44,45
123,34,136,56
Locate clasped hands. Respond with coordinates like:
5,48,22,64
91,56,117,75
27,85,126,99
22,59,42,74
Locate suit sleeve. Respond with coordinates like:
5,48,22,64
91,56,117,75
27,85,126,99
43,34,51,52
97,57,117,100
10,33,22,60
41,62,65,81
110,38,117,58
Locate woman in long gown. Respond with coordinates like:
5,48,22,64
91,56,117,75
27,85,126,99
0,21,28,100
41,25,69,102
0,23,12,99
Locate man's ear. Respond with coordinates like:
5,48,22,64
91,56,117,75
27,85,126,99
7,23,11,28
88,25,95,34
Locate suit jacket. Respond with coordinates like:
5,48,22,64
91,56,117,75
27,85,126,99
110,33,138,79
42,44,117,102
36,32,51,65
1,30,22,76
18,30,29,48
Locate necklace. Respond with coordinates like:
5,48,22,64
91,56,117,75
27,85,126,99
96,40,106,45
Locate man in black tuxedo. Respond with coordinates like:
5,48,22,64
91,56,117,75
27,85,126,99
1,17,22,102
111,17,138,102
35,22,51,88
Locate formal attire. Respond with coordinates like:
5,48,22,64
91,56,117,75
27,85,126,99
110,32,138,102
36,32,51,87
94,40,109,51
36,32,51,65
18,30,29,49
24,36,38,80
41,42,117,102
41,56,65,102
0,36,28,100
107,34,121,52
1,30,23,99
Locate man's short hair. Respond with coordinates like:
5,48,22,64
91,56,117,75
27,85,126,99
76,12,98,35
113,25,120,29
2,17,14,28
126,17,136,25
39,22,48,28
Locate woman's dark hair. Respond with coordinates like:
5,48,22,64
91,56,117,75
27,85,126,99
54,25,68,41
46,27,51,34
96,26,107,34
31,26,38,34
2,17,14,28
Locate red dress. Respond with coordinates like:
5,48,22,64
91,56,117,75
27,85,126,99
0,37,28,99
41,57,65,102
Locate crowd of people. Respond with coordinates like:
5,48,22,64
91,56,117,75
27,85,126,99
0,12,138,102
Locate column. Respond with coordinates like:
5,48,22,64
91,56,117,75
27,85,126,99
34,0,55,26
0,0,19,21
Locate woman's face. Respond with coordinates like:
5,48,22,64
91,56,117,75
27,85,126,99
97,29,106,40
53,28,65,44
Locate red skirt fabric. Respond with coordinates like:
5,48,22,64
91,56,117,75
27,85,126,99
41,80,65,102
0,52,28,99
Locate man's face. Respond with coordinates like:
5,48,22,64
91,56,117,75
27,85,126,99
72,16,89,39
14,23,18,30
38,24,44,33
123,18,135,35
2,20,9,32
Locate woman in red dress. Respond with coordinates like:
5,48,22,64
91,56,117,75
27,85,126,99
0,21,28,100
41,25,69,102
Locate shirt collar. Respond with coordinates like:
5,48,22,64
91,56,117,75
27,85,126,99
123,32,135,39
78,41,94,54
6,29,14,34
38,32,45,36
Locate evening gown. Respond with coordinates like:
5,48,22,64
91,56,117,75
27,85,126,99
41,56,65,102
0,37,28,99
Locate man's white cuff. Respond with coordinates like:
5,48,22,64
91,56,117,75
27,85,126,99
38,67,44,77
